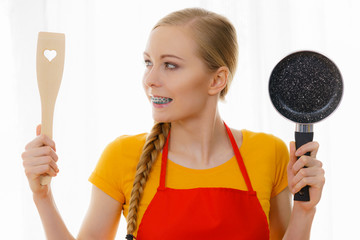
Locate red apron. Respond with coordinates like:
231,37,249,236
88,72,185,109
135,122,269,239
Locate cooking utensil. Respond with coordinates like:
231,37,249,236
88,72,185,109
269,50,343,201
36,32,65,185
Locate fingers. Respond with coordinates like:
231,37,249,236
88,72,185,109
288,140,325,195
22,130,59,182
22,124,59,193
25,134,56,152
22,146,58,162
289,167,325,193
23,157,59,180
295,141,319,158
292,156,323,173
26,164,58,180
23,155,59,172
288,140,322,178
287,141,299,175
288,141,297,168
291,175,325,194
36,124,41,136
22,151,59,175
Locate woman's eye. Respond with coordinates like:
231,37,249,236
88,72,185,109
144,60,153,67
165,62,177,70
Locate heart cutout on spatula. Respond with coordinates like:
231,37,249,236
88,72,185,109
44,49,57,62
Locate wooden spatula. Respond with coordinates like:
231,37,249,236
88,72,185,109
36,32,65,185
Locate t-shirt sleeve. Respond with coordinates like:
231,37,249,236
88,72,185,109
271,136,290,198
88,136,127,203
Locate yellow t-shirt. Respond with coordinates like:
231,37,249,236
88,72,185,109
89,129,289,236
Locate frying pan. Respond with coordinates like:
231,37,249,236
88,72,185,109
269,50,343,201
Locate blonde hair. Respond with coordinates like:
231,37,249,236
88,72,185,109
126,8,238,237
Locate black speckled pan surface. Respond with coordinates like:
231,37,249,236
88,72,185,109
269,51,343,124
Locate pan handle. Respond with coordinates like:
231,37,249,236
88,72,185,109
294,125,314,202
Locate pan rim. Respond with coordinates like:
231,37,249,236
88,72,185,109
268,50,343,124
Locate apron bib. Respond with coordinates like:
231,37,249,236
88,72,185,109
135,122,269,239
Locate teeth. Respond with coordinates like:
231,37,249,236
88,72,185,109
151,96,173,104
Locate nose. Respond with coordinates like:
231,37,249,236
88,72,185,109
143,66,162,88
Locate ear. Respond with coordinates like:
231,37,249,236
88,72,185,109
208,66,229,96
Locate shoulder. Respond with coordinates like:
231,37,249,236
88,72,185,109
100,133,148,163
110,133,148,151
93,133,148,179
240,129,289,159
242,129,286,147
90,133,148,203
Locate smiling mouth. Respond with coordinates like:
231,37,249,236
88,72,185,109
151,96,173,104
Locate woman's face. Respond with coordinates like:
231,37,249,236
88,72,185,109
143,26,215,123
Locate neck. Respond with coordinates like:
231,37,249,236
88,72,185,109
168,108,230,167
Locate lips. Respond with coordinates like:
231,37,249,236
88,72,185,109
151,96,173,104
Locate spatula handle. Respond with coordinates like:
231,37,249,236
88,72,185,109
40,173,52,185
39,99,55,185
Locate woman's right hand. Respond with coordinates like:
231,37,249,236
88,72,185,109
21,124,59,197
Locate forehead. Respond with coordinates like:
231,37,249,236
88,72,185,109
145,26,197,57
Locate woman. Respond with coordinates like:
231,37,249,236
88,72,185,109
22,8,325,240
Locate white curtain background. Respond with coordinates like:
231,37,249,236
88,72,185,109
1,0,359,239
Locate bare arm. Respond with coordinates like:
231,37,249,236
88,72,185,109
33,188,75,240
282,203,316,240
269,141,324,240
23,124,123,239
269,187,316,240
77,185,123,239
33,185,122,240
269,187,291,240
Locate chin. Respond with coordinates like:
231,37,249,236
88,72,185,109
152,116,172,123
152,112,173,123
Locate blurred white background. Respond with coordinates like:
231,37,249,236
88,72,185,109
0,0,359,239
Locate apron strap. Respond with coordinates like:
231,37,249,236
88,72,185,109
223,122,254,192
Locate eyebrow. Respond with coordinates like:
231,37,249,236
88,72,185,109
143,52,185,61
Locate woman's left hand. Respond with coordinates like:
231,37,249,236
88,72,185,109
287,141,325,211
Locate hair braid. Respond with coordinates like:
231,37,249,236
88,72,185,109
126,122,171,237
